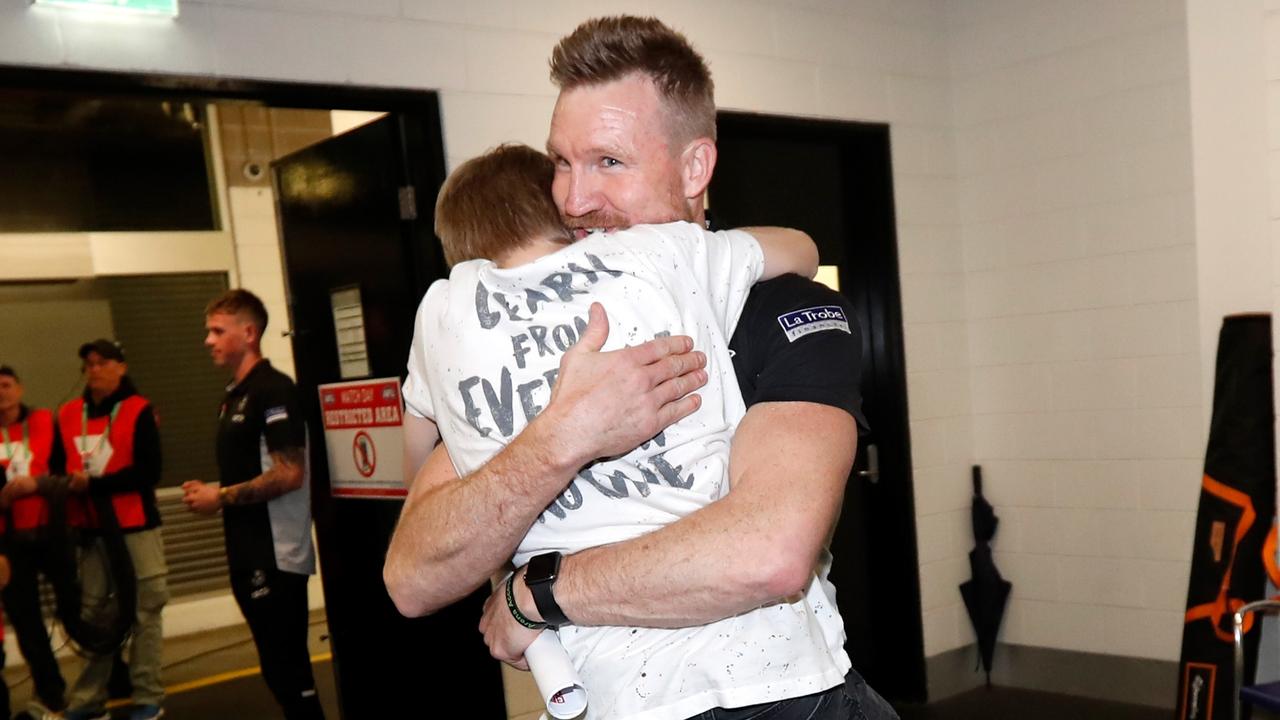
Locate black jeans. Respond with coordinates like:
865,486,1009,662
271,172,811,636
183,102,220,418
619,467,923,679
3,537,67,711
231,567,325,720
691,670,899,720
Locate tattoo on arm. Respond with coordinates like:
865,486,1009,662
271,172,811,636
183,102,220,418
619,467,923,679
224,447,306,506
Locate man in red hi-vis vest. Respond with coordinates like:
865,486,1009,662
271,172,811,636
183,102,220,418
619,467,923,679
51,340,167,720
0,365,63,718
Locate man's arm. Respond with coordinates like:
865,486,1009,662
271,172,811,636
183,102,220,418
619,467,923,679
184,445,306,514
483,401,856,666
742,227,819,280
221,447,305,505
554,401,855,626
547,278,864,625
383,302,709,617
385,419,575,616
481,275,865,663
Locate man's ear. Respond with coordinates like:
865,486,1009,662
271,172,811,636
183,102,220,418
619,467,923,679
242,318,260,346
680,138,717,200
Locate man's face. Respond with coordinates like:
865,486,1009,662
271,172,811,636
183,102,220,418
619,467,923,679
204,312,249,368
548,74,693,237
83,352,126,397
0,376,22,413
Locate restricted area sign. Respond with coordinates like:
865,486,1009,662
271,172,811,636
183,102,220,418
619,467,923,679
318,377,406,499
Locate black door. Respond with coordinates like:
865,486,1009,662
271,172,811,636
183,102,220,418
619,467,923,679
710,112,925,702
272,109,506,717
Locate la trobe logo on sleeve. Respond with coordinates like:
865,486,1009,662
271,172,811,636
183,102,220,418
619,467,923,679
777,305,852,342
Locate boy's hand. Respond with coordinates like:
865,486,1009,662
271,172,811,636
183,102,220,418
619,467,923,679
542,302,707,467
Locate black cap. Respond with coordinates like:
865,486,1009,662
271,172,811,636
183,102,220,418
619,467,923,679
78,339,126,363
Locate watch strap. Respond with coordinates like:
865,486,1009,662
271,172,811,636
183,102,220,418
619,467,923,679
526,556,571,628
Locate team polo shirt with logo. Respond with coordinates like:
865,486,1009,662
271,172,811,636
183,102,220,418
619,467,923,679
727,272,867,429
215,360,315,577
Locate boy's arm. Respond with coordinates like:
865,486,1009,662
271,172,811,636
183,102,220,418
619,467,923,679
741,227,819,280
403,414,440,487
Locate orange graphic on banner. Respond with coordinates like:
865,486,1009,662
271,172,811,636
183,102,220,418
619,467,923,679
1183,474,1256,642
1263,524,1280,589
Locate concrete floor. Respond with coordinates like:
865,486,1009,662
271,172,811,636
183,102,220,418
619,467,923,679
896,687,1168,720
3,610,338,719
0,617,1179,720
0,609,550,719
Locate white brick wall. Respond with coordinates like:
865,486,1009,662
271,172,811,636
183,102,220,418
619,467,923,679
226,186,297,377
1265,1,1280,627
949,0,1199,663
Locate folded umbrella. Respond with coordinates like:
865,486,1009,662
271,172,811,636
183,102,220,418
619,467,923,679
960,465,1012,687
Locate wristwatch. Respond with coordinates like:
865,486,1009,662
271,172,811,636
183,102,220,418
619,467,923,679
524,552,571,628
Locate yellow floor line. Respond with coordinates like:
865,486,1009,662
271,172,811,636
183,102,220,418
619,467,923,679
104,653,333,708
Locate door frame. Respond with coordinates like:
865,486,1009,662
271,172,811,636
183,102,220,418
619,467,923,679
0,65,442,115
714,111,927,702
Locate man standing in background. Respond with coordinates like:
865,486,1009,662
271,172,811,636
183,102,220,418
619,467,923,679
183,289,324,720
0,365,66,719
54,340,167,720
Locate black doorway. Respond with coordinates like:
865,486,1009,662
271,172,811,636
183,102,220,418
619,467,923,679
710,111,926,702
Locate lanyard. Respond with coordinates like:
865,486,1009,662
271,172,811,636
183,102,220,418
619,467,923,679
0,421,28,463
81,402,121,458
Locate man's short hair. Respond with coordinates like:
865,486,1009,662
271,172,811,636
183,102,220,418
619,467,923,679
435,144,569,267
0,366,18,382
550,15,716,146
205,289,269,335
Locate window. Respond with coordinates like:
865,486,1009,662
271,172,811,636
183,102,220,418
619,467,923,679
0,91,217,232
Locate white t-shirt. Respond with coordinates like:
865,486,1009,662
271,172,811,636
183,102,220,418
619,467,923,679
404,221,850,720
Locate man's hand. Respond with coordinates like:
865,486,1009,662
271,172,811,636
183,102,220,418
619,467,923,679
0,475,37,507
182,480,222,515
68,471,90,494
543,302,708,467
478,572,543,671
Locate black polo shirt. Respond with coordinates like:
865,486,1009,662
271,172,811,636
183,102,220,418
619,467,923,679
216,359,307,573
728,273,868,428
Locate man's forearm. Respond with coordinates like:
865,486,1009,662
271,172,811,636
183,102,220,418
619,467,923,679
222,447,304,506
554,402,857,628
555,497,780,627
384,414,581,616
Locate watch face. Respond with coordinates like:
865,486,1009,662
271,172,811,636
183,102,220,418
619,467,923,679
527,552,561,584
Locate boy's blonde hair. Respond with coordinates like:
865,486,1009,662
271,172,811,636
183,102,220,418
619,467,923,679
435,144,569,266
